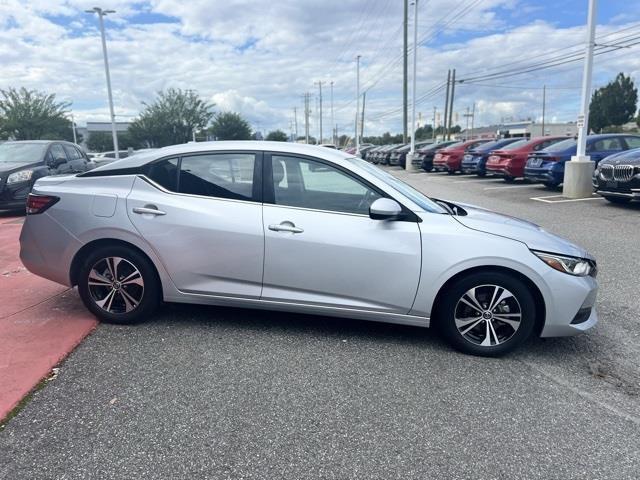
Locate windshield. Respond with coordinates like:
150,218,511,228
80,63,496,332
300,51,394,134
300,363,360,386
498,139,529,151
543,138,576,152
0,143,47,164
346,157,446,214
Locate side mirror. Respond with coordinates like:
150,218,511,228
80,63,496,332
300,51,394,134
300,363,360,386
369,198,403,221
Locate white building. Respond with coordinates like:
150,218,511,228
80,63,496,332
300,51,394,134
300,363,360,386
76,121,131,148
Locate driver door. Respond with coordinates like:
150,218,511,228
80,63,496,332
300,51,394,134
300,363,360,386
261,153,422,314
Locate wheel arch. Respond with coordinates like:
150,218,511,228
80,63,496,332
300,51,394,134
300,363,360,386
69,238,162,290
430,265,546,336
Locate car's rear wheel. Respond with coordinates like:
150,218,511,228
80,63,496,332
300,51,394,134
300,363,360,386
77,245,160,324
437,271,536,356
604,196,631,204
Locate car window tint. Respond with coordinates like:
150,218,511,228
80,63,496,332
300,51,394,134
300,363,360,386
50,144,67,161
271,155,381,215
179,153,255,201
63,145,82,160
145,158,179,191
624,136,640,149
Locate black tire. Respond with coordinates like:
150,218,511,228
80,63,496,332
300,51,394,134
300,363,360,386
504,175,516,183
543,181,559,189
604,196,631,204
436,271,536,357
77,245,160,324
447,169,455,175
477,171,486,177
422,166,433,172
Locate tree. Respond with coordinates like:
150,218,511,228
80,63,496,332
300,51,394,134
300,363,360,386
0,87,72,140
129,88,214,148
414,125,434,140
86,131,140,152
266,129,288,142
589,73,638,132
209,112,252,140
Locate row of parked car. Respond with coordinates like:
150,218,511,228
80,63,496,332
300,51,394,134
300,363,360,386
357,134,640,204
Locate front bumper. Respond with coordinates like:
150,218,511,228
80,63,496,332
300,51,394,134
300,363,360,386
594,175,640,199
0,179,31,209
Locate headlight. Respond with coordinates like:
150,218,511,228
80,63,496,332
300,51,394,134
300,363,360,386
532,250,595,277
7,170,33,184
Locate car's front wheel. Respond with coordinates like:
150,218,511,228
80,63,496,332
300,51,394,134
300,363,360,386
437,271,536,356
77,245,160,324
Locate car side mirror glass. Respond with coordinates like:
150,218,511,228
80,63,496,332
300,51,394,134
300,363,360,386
369,198,403,221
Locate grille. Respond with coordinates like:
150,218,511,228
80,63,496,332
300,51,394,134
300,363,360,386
600,164,613,180
613,165,634,182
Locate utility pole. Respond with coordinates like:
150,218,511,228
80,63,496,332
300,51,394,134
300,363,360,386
432,107,437,140
408,0,419,171
463,106,474,141
303,93,310,144
293,107,298,141
443,70,451,141
85,7,119,160
314,81,325,144
541,85,547,137
360,91,366,142
447,69,456,140
71,113,78,144
330,81,335,146
403,0,409,143
315,95,319,143
564,0,598,199
355,55,361,154
470,102,475,140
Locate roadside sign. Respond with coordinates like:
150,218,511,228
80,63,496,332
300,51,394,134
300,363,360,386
577,115,585,128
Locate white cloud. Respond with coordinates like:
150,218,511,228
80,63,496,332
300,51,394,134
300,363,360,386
0,0,638,138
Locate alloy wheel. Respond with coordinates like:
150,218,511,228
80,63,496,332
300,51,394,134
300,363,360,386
454,284,522,347
88,257,145,314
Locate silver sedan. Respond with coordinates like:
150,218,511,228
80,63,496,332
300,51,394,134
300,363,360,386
19,141,598,356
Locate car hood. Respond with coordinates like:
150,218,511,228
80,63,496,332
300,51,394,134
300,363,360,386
452,203,591,259
0,161,42,174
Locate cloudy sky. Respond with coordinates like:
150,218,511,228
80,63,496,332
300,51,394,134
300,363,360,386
1,0,639,139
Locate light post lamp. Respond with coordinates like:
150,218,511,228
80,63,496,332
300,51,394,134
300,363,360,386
85,7,120,160
563,0,598,198
406,0,419,171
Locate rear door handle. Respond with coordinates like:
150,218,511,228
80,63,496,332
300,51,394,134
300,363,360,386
133,206,166,216
268,222,304,233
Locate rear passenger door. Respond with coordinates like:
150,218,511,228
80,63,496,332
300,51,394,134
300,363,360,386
127,151,265,298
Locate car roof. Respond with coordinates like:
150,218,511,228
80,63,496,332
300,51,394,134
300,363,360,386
89,141,357,172
3,140,63,145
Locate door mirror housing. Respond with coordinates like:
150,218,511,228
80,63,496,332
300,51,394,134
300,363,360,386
369,198,403,220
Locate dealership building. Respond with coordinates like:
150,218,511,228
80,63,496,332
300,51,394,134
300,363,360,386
461,121,578,140
76,121,131,149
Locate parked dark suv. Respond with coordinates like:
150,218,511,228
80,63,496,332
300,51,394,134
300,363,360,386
594,144,640,204
0,140,91,210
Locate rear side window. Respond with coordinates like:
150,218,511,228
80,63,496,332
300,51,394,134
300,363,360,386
145,159,179,191
624,136,640,149
179,154,256,201
590,138,624,152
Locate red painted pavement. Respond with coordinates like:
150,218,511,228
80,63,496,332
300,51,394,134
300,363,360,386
0,217,97,421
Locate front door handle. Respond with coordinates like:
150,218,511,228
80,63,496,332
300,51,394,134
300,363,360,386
133,206,166,216
268,222,304,233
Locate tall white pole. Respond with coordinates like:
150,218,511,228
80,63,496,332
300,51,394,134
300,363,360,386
575,0,597,158
356,55,361,155
409,0,418,158
87,8,120,160
71,113,77,144
330,81,335,146
563,0,598,199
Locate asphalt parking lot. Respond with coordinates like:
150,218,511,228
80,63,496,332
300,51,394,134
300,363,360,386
1,171,640,480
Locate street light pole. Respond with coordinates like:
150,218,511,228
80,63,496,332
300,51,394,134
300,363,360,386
86,7,119,160
407,0,419,171
355,55,361,155
563,0,597,199
330,81,335,146
70,113,78,144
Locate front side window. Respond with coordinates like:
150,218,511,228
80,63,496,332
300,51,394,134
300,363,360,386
271,155,381,215
50,144,67,162
63,145,82,160
179,153,255,201
591,138,624,152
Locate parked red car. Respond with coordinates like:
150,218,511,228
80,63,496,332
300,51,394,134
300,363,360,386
432,139,492,174
486,136,567,182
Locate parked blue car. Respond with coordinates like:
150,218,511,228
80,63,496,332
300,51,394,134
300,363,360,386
524,134,640,188
461,138,522,176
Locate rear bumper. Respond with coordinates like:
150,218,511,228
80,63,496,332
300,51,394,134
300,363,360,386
486,166,506,176
524,168,562,184
461,162,481,174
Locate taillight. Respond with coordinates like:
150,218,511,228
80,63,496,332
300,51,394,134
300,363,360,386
26,194,59,215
